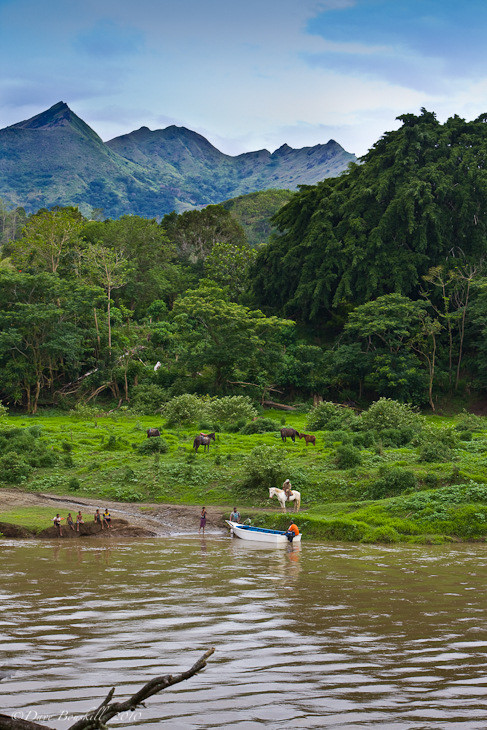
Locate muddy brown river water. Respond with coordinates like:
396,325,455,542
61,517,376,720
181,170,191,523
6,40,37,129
1,537,487,729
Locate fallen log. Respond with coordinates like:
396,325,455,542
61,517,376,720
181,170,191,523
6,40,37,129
262,400,296,411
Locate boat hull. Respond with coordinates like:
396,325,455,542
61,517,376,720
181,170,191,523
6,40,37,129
226,521,301,545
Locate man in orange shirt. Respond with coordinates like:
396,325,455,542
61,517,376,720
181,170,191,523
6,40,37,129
286,523,299,542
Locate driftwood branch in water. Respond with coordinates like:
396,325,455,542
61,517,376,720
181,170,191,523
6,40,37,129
0,648,215,730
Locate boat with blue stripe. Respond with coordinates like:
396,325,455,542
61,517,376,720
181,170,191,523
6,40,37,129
226,520,301,544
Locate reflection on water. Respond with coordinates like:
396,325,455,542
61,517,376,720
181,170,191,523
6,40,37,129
1,538,487,728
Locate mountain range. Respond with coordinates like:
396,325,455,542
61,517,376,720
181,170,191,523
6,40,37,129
0,102,357,219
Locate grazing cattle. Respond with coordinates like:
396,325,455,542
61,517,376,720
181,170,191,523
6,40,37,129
269,487,301,512
299,433,316,446
193,432,216,453
147,428,161,438
280,427,300,443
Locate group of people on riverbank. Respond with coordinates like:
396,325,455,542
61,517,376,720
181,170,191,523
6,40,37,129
52,508,111,536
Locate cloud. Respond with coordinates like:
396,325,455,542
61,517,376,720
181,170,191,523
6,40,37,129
305,0,487,90
74,19,145,58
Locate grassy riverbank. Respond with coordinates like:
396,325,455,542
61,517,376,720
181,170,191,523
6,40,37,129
1,406,487,543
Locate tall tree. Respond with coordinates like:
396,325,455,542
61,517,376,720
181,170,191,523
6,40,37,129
251,110,487,321
8,207,84,275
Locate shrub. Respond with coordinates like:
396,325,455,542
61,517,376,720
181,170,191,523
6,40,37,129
454,411,484,432
459,430,473,441
368,467,417,499
68,477,80,490
352,431,375,449
0,401,7,420
334,444,362,469
61,441,72,453
207,396,257,426
0,452,32,483
362,525,401,543
63,455,75,468
164,394,205,426
138,436,169,454
360,398,423,433
102,434,119,451
244,445,286,490
418,441,453,463
131,383,168,414
423,473,440,488
306,401,359,431
324,430,352,445
240,417,280,434
69,403,100,421
198,421,221,433
378,427,415,447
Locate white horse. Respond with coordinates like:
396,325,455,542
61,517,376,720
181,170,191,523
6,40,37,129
269,487,301,512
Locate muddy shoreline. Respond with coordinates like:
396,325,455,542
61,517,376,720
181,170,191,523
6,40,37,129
0,489,230,539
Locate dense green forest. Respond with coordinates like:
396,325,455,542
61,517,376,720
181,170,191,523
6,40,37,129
2,109,487,415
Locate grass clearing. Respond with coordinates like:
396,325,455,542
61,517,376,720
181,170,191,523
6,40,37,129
1,408,487,542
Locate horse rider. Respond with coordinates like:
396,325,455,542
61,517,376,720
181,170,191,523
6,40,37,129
282,479,293,499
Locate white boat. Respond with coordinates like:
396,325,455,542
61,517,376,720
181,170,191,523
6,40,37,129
226,520,301,545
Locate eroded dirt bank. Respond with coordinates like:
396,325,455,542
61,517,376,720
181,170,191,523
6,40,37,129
0,489,230,539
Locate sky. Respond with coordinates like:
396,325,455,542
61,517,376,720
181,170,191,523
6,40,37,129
1,0,487,156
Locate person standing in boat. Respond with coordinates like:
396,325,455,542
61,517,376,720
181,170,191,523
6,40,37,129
229,507,240,523
199,506,208,535
286,522,299,542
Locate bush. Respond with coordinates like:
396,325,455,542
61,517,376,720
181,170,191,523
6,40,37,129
207,396,257,426
101,434,119,451
377,426,415,447
0,452,32,483
164,394,205,426
367,467,417,499
362,525,401,543
69,403,100,421
306,401,359,431
352,431,375,449
63,455,75,468
0,401,7,420
324,430,352,445
240,417,280,435
418,441,453,463
138,436,169,454
131,383,168,414
68,477,80,490
360,398,423,432
61,441,72,453
454,411,484,432
459,430,473,441
334,444,362,469
244,445,286,490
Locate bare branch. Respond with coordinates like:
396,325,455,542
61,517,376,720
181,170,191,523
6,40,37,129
0,649,215,730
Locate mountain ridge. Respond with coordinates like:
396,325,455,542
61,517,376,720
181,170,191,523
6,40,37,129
0,102,357,218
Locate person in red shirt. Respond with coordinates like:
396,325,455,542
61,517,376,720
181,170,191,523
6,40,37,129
286,523,299,542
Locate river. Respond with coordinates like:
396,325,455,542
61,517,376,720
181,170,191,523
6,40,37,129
1,537,487,729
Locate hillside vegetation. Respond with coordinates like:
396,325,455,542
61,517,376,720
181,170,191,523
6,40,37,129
3,108,487,542
2,399,487,543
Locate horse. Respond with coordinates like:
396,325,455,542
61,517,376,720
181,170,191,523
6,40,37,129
147,428,161,438
193,432,216,453
299,433,316,446
269,487,301,512
280,427,300,443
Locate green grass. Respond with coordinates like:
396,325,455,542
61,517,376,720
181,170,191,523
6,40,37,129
0,506,60,533
2,408,487,542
